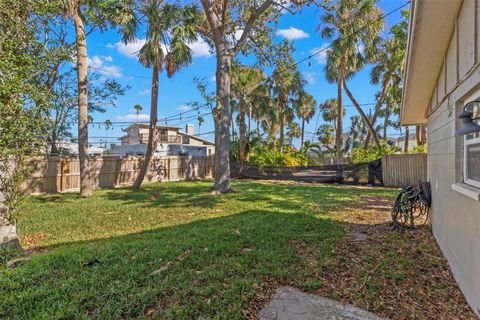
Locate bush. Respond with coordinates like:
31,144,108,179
247,146,308,168
411,144,427,154
351,142,401,163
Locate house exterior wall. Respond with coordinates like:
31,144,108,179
426,0,480,315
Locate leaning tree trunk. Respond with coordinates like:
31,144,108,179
404,126,410,152
133,64,160,190
300,117,305,150
238,101,246,164
73,7,93,196
343,80,382,150
364,76,392,149
212,53,233,194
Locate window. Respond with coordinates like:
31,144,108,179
464,100,480,188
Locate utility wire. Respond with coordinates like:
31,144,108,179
88,1,409,127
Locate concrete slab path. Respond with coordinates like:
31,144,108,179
259,286,386,320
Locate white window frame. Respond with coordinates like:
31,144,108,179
464,136,480,188
463,96,480,189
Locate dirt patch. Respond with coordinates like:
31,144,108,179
245,194,477,319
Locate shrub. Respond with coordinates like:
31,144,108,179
351,142,401,163
247,146,308,168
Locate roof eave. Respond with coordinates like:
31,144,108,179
400,0,462,125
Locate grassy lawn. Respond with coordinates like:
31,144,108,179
0,180,475,319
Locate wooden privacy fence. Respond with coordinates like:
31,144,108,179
382,153,427,187
23,155,215,194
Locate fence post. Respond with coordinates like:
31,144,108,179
203,157,208,178
59,158,65,192
167,158,171,181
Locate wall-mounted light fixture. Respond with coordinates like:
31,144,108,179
456,99,480,136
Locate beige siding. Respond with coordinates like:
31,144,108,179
457,0,476,79
425,0,480,315
446,27,458,92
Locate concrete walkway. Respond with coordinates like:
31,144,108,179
259,287,386,320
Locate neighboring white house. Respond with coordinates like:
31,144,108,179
110,124,215,157
57,141,106,156
387,130,418,151
402,0,480,315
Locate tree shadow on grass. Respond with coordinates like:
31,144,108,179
1,210,346,320
97,179,394,212
7,186,474,320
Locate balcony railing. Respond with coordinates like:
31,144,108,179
158,134,182,144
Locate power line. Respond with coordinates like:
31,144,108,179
93,1,409,127
78,1,410,146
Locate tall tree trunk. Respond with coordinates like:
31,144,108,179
420,125,427,145
247,105,252,141
364,75,392,149
230,110,236,142
238,101,246,164
404,126,410,152
383,111,389,141
415,125,421,146
279,94,287,154
343,80,382,150
73,6,92,196
256,119,260,140
336,72,344,166
133,64,159,190
300,117,305,150
279,112,285,154
212,53,233,194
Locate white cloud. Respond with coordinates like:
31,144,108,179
139,89,150,96
176,105,191,112
88,55,122,78
188,39,212,57
276,27,309,40
210,75,216,82
310,44,330,65
303,72,319,84
117,113,150,121
108,39,146,58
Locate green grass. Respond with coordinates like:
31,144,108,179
1,180,396,319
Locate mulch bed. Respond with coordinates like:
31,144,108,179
244,194,477,319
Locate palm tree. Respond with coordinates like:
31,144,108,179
117,1,201,189
62,0,128,195
251,82,275,142
270,40,302,153
133,104,142,123
104,119,112,148
294,92,316,150
318,98,345,156
364,10,408,148
63,0,93,196
231,63,264,163
319,0,383,165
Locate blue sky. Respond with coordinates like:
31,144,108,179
85,0,408,148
